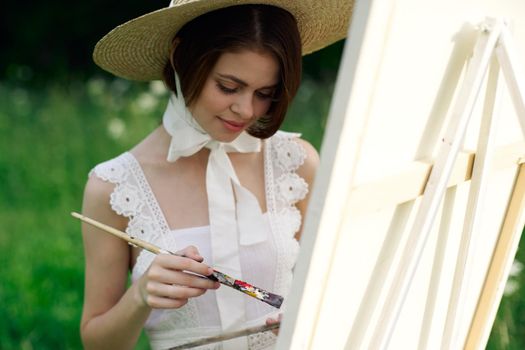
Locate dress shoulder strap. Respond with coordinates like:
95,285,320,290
264,131,309,240
269,131,306,172
89,153,169,244
267,131,309,207
89,153,131,184
90,153,144,218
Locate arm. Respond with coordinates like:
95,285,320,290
80,175,147,349
294,138,320,242
80,175,219,350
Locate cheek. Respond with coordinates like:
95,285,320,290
202,90,232,112
254,100,273,117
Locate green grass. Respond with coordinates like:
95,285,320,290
0,77,523,349
0,79,162,349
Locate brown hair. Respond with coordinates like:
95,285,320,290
163,4,302,138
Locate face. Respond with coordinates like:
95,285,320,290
189,49,280,143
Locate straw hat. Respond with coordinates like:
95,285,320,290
93,0,353,81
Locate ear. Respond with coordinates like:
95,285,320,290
171,37,181,50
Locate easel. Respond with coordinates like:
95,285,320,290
365,18,525,350
276,11,525,349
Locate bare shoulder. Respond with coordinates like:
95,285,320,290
83,175,124,222
81,174,129,257
80,174,131,328
83,174,116,209
294,137,320,185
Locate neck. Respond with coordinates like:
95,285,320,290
131,125,173,162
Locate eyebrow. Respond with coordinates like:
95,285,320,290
216,73,278,90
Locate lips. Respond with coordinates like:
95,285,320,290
218,117,246,132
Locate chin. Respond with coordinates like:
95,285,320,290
219,127,251,142
213,132,242,143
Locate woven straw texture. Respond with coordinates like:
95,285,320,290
93,0,353,81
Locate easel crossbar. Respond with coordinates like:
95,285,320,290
347,142,525,215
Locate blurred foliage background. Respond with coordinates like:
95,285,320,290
0,1,523,349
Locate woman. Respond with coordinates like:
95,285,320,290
80,2,351,349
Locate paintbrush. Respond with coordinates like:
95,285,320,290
71,212,284,309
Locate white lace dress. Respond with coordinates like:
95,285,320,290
90,131,308,350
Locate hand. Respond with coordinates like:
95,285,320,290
136,245,220,309
265,314,282,336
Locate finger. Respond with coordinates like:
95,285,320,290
147,281,208,300
177,245,204,262
265,317,280,336
151,270,219,290
154,254,214,277
145,294,188,309
266,318,278,325
173,270,220,289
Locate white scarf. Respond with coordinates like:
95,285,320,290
162,74,268,348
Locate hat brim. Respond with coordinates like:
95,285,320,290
93,0,353,81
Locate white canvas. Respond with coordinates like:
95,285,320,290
277,0,525,349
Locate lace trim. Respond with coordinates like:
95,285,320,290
109,182,144,217
124,152,185,276
125,153,171,246
248,331,277,349
127,215,156,240
91,157,129,183
274,133,306,172
275,172,308,207
276,207,302,242
263,137,277,220
263,137,282,299
272,132,308,207
266,132,308,299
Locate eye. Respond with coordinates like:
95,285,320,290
255,90,278,101
216,82,238,94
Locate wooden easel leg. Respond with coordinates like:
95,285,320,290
464,163,525,350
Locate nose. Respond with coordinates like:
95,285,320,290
231,93,254,120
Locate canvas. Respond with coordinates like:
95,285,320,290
277,0,525,349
